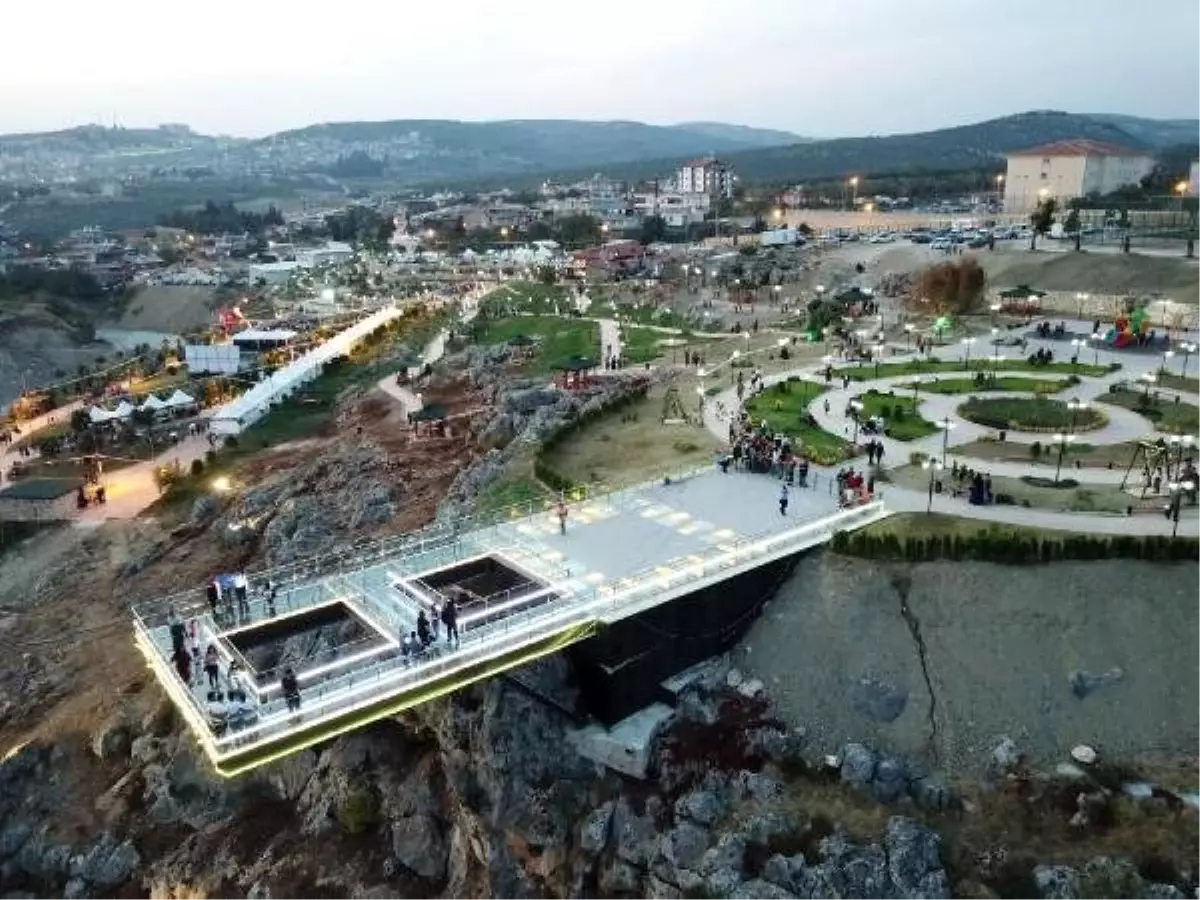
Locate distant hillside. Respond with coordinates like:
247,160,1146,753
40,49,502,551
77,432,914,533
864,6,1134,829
1083,114,1199,149
671,122,806,147
494,111,1185,188
258,118,799,179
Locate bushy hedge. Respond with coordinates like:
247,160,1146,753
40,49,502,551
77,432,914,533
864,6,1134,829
534,383,651,493
830,528,1199,563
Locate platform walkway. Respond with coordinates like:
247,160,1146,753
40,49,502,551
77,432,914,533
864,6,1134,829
133,468,888,776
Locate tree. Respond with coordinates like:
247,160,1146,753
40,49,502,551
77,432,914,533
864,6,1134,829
1064,206,1082,251
555,214,602,248
640,215,667,245
70,408,91,432
1029,197,1057,251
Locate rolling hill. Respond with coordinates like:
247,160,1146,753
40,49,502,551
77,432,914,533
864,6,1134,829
488,111,1199,188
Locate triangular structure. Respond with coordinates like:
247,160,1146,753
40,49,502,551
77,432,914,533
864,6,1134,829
140,394,168,412
165,389,197,409
112,400,135,419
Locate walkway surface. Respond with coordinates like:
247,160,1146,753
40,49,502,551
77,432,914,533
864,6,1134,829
134,469,887,775
702,316,1199,537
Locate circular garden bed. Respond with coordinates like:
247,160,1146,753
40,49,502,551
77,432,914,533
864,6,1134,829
957,396,1108,433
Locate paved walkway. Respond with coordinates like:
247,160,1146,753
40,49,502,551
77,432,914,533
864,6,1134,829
701,317,1199,536
599,319,623,366
76,431,214,524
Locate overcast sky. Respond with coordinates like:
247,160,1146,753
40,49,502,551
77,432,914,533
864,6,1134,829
5,0,1198,137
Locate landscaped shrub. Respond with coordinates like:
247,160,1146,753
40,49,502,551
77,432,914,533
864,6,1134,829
190,458,204,477
1030,441,1042,458
831,529,1199,563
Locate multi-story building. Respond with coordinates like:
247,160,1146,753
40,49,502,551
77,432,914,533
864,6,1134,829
676,157,735,198
1187,160,1199,198
1002,140,1155,212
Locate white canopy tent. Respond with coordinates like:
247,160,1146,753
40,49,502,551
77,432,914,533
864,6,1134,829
209,305,406,435
111,401,135,419
164,389,197,410
89,406,117,424
139,394,168,412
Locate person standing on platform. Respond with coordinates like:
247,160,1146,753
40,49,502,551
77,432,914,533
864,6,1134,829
779,483,790,516
556,500,568,535
442,598,459,649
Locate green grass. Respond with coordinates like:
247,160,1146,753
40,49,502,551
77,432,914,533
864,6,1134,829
833,358,1115,382
855,512,1088,542
887,465,1141,514
958,396,1109,432
902,375,1074,395
853,389,938,440
952,438,1141,469
1098,389,1200,436
621,327,705,365
473,475,550,515
744,380,848,465
472,315,600,373
1153,369,1200,394
479,281,568,316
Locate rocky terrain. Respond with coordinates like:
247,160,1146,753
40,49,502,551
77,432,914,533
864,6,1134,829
0,338,1196,899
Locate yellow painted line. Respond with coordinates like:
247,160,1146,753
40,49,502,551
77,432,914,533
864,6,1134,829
212,620,600,777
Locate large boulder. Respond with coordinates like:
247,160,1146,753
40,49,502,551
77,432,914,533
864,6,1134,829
884,817,949,898
577,802,614,856
391,816,448,881
839,742,877,787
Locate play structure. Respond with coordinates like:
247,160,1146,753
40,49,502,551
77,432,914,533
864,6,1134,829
1119,439,1170,498
1103,309,1149,349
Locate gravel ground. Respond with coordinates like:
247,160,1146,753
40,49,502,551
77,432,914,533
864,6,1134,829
741,552,1199,775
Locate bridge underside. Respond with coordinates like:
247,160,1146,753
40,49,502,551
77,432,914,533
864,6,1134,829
132,469,887,776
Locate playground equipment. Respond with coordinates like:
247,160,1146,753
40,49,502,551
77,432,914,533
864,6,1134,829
1104,309,1149,349
1119,439,1169,498
661,380,691,425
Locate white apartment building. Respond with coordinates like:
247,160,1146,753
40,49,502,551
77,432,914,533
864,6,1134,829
1187,160,1199,198
676,158,735,198
1003,140,1155,213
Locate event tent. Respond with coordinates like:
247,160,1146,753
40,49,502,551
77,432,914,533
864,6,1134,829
139,394,168,412
164,389,197,410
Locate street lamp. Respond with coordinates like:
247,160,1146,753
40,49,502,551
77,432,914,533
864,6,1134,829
848,177,859,208
1162,349,1175,376
211,476,232,493
961,336,976,370
1090,331,1102,366
990,329,1002,369
922,457,943,514
1140,371,1157,399
873,342,886,378
903,322,915,350
989,302,1002,326
1070,337,1086,364
848,399,864,444
937,416,956,466
911,376,925,411
1166,480,1196,538
1179,342,1198,376
1051,432,1076,484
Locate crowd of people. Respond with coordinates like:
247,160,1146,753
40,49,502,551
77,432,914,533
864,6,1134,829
400,597,461,663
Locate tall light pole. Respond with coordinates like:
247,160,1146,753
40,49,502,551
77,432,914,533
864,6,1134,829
937,416,955,466
1052,432,1075,484
848,399,864,445
848,176,859,209
1162,349,1175,376
903,323,915,350
989,302,1002,326
1070,337,1086,365
961,336,976,370
1140,371,1157,400
1090,331,1101,366
922,457,943,513
1179,342,1198,377
911,376,925,411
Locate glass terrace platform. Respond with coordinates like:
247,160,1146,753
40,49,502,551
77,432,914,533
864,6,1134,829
133,468,889,776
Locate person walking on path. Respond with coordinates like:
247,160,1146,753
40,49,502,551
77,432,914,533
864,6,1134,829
779,483,790,516
556,500,569,535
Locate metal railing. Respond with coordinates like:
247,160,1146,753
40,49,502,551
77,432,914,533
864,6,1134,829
136,500,887,761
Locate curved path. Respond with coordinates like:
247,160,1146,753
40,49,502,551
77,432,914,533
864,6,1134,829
701,318,1199,537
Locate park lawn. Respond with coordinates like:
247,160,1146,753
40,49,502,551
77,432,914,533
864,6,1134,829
902,375,1073,395
480,281,568,316
1153,370,1200,394
833,358,1114,382
743,380,848,465
540,379,717,487
621,327,707,365
951,438,1141,469
957,396,1108,432
1098,389,1200,436
886,464,1139,514
130,369,189,396
854,389,938,440
473,315,600,372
